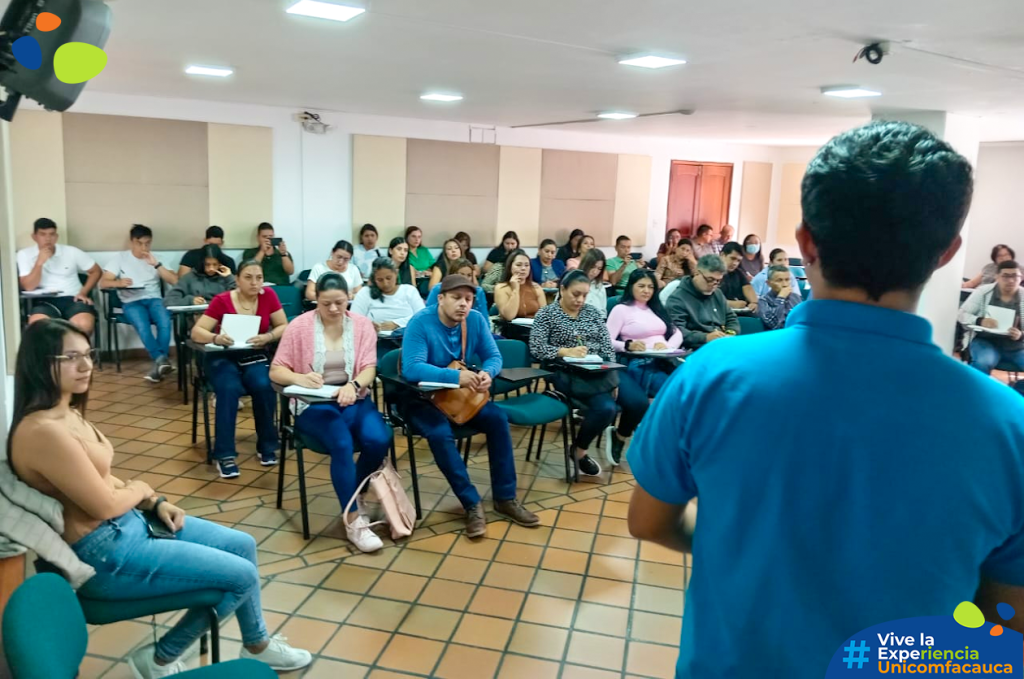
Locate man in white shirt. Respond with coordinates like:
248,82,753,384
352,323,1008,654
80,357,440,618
100,224,180,383
17,217,103,334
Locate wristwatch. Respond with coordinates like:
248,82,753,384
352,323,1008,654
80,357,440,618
352,379,362,391
154,262,162,269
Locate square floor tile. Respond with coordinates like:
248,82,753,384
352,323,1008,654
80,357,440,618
548,528,595,553
593,534,639,559
418,578,476,610
397,605,462,641
369,571,429,602
556,512,599,532
504,524,551,546
497,654,560,679
530,569,583,599
303,658,370,679
507,621,569,661
626,640,678,679
468,586,526,619
587,554,636,582
519,593,577,628
562,665,622,679
633,584,683,615
296,589,362,623
347,597,412,631
482,563,536,592
323,563,383,593
449,536,501,561
540,547,589,573
260,582,315,613
630,611,682,645
639,541,685,566
376,634,445,675
433,644,503,679
574,602,628,637
276,616,339,654
435,555,489,584
389,548,444,577
636,561,685,590
321,624,390,665
494,542,543,567
566,631,625,671
452,613,515,651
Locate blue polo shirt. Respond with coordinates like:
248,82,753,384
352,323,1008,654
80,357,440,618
630,300,1024,679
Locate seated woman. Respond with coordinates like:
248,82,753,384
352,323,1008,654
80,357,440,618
606,269,683,397
191,260,288,479
964,244,1016,289
657,228,682,257
483,231,520,274
752,248,803,299
271,274,391,553
305,240,363,301
530,270,649,473
404,226,434,278
426,258,489,318
739,234,765,280
351,257,425,332
565,235,596,271
556,229,585,263
163,244,235,307
353,223,383,279
578,249,609,317
387,236,418,286
453,231,480,277
494,249,547,322
428,238,465,288
9,319,311,677
654,238,697,289
481,260,505,293
531,239,566,289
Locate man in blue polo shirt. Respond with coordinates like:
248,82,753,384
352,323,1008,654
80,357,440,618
627,121,1024,678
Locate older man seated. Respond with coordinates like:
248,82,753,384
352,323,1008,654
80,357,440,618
665,254,739,349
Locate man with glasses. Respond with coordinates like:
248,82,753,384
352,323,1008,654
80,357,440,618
958,260,1024,374
664,254,738,349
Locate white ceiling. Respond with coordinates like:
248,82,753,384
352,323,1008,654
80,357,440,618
38,0,1024,143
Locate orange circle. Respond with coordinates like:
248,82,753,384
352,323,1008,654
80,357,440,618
990,625,1004,636
36,12,61,32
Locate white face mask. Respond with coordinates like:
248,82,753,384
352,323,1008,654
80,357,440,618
746,244,760,255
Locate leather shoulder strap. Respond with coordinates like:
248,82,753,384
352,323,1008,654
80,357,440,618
460,320,468,363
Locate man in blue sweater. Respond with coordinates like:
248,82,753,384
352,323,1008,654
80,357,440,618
401,275,539,537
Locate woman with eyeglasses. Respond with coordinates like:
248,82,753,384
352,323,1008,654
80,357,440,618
387,236,417,286
428,238,465,288
305,240,363,301
271,273,390,553
8,319,312,676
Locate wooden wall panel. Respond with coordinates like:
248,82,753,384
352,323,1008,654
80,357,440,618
496,146,542,247
9,110,67,249
776,163,806,247
352,135,407,243
208,123,273,247
541,150,618,201
738,161,771,242
612,154,651,246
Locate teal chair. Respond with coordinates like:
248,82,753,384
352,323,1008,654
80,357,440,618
267,284,303,320
3,574,270,678
606,295,620,315
738,315,766,335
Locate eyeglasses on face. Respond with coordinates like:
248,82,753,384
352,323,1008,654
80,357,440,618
699,271,724,286
53,349,99,366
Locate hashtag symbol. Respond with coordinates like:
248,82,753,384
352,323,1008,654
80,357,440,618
842,640,871,669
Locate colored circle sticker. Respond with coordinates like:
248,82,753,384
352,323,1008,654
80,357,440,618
53,42,107,84
953,601,986,629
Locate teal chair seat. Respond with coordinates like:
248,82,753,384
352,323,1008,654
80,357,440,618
495,392,568,426
78,589,222,624
738,315,766,335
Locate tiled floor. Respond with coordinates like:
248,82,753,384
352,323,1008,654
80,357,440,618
68,357,686,678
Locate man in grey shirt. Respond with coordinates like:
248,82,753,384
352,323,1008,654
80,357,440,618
665,254,739,349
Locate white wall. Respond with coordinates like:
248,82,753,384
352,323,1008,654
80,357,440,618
965,142,1024,278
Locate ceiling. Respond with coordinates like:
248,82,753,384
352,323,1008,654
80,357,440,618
32,0,1024,144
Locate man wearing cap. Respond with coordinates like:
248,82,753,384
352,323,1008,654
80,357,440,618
401,274,540,537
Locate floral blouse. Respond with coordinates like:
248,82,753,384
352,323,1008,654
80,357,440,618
529,302,615,362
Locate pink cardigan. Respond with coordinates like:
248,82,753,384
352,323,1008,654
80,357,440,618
272,310,377,395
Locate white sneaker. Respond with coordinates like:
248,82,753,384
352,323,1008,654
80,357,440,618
346,514,384,553
128,644,186,678
239,634,312,671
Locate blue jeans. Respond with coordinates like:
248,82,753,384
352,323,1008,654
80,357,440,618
73,511,268,662
555,371,649,450
405,400,517,509
121,298,172,361
625,358,677,397
969,338,1024,375
296,398,391,508
206,355,279,460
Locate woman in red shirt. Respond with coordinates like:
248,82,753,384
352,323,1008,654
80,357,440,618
191,260,289,479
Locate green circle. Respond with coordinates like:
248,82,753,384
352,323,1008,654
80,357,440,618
953,601,986,628
54,42,107,84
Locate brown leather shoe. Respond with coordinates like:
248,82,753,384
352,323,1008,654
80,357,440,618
465,504,487,538
494,499,540,527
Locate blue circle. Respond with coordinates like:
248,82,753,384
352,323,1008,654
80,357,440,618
997,602,1015,621
12,36,42,70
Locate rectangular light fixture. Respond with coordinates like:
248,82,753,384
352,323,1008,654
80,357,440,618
420,93,463,102
618,54,686,69
598,112,637,120
286,0,365,22
185,65,233,77
821,86,881,99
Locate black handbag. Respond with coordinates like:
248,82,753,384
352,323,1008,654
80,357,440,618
555,368,620,399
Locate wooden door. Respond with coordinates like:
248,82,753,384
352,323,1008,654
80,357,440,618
666,162,701,237
697,164,733,236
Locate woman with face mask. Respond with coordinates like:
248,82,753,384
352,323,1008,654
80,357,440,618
494,249,547,322
740,234,765,280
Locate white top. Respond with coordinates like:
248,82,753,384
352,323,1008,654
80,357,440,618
660,278,682,305
586,280,607,318
104,251,163,303
353,244,384,278
16,244,95,295
350,284,424,327
309,261,362,293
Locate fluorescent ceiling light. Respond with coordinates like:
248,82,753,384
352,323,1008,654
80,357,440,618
185,65,233,77
420,93,463,102
286,0,365,22
598,111,637,120
821,86,881,99
618,54,686,69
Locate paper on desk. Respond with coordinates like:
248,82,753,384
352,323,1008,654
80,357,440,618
511,318,534,326
284,385,340,399
987,306,1016,331
220,314,260,347
21,289,61,296
418,381,460,389
563,355,603,363
378,330,394,337
637,347,678,354
167,304,209,312
968,325,1011,336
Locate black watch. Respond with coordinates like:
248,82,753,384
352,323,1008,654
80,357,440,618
352,379,362,391
152,495,168,512
154,262,162,269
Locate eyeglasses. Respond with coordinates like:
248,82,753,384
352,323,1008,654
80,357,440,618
699,272,724,287
53,349,99,366
331,255,352,263
998,273,1022,280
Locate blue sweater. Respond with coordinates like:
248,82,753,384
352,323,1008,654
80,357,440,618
531,258,566,285
401,307,502,384
426,283,490,319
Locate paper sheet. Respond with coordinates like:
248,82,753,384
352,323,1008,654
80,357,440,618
167,304,210,312
987,306,1016,331
284,385,340,399
510,318,534,326
563,355,603,363
418,381,460,389
220,314,260,348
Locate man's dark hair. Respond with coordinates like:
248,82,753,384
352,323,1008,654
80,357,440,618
801,120,973,301
767,264,790,279
615,235,631,246
997,260,1021,273
129,224,152,240
205,225,224,240
992,244,1016,262
696,224,713,237
721,241,743,257
257,222,274,233
33,217,56,233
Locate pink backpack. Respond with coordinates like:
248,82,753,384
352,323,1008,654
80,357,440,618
343,460,416,540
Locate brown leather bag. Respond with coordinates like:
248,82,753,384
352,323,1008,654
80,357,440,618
428,321,488,425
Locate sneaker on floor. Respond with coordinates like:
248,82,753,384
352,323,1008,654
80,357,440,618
217,458,241,479
258,450,278,466
602,425,617,466
143,363,163,383
494,499,540,527
577,454,602,477
157,356,174,377
128,644,186,679
609,429,627,467
239,634,312,671
465,503,487,538
346,514,384,553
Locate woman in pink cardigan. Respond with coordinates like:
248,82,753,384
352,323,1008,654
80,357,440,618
270,273,390,553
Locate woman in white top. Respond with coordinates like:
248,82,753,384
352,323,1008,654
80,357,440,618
305,240,363,301
350,257,425,332
579,249,609,318
353,224,383,279
428,239,465,288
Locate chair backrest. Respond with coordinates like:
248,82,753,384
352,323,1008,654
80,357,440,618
379,347,402,379
269,284,303,320
738,315,766,335
297,268,311,285
495,339,530,369
3,573,87,678
606,295,621,314
788,257,803,266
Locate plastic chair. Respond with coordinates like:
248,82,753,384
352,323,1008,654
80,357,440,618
606,295,621,315
788,257,803,266
102,279,167,372
738,315,766,335
267,284,303,320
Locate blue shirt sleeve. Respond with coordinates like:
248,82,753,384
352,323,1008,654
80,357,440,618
400,312,461,384
469,311,502,378
530,259,542,283
426,284,440,307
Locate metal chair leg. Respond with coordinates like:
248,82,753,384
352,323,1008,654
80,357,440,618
276,436,287,509
526,425,539,462
191,380,200,445
202,389,212,464
406,430,422,519
206,608,220,663
296,442,310,539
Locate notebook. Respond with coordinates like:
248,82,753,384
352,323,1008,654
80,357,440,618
283,385,340,399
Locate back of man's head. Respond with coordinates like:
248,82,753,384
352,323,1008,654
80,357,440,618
206,225,225,240
696,225,713,238
721,242,743,257
697,254,725,273
801,120,973,301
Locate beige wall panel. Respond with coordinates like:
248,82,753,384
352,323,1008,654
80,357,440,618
496,146,542,247
405,194,497,246
208,123,273,246
352,135,407,242
541,150,618,201
539,198,615,245
10,111,67,249
738,161,772,242
776,163,806,246
612,154,651,247
406,139,499,197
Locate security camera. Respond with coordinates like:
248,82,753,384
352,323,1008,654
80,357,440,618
858,42,890,65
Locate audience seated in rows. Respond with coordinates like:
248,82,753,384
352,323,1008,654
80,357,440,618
655,238,697,289
178,225,236,277
401,274,540,537
428,238,465,288
665,254,739,349
351,257,425,332
607,235,646,287
190,260,287,479
720,242,759,311
9,319,312,675
752,248,802,298
958,260,1024,375
494,249,546,322
387,236,417,285
242,222,293,286
164,245,235,307
714,224,735,253
657,228,682,257
353,223,383,279
964,243,1016,289
480,259,504,293
692,224,718,258
578,249,609,318
607,269,683,396
529,270,649,472
740,234,764,280
565,235,596,271
426,258,489,318
453,231,480,277
483,231,520,274
17,217,101,335
531,239,565,289
305,240,363,301
556,228,585,263
404,226,434,277
100,224,179,383
757,264,802,330
271,273,391,553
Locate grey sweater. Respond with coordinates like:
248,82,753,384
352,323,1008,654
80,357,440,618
665,276,739,348
163,271,235,307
